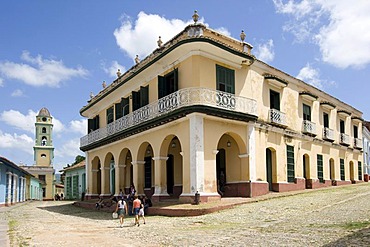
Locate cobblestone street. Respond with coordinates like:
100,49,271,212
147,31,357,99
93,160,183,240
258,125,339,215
2,183,370,246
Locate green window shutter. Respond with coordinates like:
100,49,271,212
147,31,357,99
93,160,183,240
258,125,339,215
106,107,114,124
340,120,345,133
72,175,79,199
158,75,166,99
358,161,362,180
323,113,329,128
88,119,94,133
287,145,295,183
122,97,129,115
340,159,345,180
270,90,280,110
216,65,235,94
132,91,140,111
173,68,178,91
140,86,149,106
317,154,324,183
66,177,72,199
115,102,123,120
303,104,311,121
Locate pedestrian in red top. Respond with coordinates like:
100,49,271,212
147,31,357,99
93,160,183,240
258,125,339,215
132,195,141,226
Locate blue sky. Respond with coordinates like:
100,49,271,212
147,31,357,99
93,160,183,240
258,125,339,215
1,0,369,172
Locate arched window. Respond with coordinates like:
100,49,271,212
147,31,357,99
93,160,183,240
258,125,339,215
42,127,46,133
41,137,47,146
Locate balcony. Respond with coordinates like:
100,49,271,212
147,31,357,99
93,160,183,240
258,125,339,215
339,133,350,146
354,138,363,149
322,127,334,142
269,108,287,127
80,87,257,148
302,120,316,136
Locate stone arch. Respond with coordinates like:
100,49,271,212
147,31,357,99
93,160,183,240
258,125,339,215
159,135,183,198
118,148,132,194
103,152,115,195
136,142,154,196
91,156,101,195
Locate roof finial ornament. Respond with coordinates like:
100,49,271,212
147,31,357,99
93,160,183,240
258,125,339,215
90,92,94,99
157,36,163,47
240,30,246,42
135,55,140,64
116,69,121,78
102,80,106,88
192,10,199,24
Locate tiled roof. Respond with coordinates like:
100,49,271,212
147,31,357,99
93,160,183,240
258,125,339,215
60,160,85,172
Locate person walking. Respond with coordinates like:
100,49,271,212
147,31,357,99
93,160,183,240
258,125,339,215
132,195,141,226
114,197,128,228
138,203,146,225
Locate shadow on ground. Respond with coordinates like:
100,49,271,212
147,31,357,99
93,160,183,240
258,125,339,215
322,227,370,247
36,202,121,221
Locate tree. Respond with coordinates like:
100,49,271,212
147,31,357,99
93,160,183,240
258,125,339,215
73,155,85,165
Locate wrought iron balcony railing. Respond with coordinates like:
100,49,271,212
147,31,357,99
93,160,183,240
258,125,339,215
322,127,334,141
80,87,257,148
302,120,316,136
354,138,363,149
269,108,287,127
339,133,350,146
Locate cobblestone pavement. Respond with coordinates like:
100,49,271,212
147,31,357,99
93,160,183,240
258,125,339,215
2,183,370,247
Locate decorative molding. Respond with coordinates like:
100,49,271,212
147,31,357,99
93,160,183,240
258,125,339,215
238,153,249,158
338,110,351,117
264,74,288,88
299,91,318,102
152,156,169,161
212,149,219,155
320,101,336,110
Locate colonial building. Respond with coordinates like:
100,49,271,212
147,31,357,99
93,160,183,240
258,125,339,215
60,160,86,200
363,121,370,181
80,12,363,203
0,156,42,206
21,107,56,200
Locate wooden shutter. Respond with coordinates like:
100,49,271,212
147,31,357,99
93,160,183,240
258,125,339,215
106,107,114,124
140,86,149,106
122,97,129,115
88,119,94,133
340,159,345,180
173,68,178,92
317,154,323,183
115,102,123,120
270,90,280,110
158,75,166,99
94,115,100,129
358,161,362,180
132,91,140,111
287,145,295,183
323,113,329,128
303,104,311,121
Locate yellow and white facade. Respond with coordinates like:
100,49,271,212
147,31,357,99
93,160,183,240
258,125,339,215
80,17,363,203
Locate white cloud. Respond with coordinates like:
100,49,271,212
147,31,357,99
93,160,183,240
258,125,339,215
0,78,3,87
102,60,126,78
0,51,88,87
0,130,33,154
68,119,87,135
274,0,370,68
11,89,24,97
0,109,37,133
113,12,196,60
55,138,84,160
0,109,65,134
297,63,335,89
213,27,231,37
255,39,275,63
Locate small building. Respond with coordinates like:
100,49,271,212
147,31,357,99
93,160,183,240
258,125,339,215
0,156,41,207
60,160,86,200
363,121,370,181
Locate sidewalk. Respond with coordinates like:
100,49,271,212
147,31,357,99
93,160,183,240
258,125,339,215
0,206,10,247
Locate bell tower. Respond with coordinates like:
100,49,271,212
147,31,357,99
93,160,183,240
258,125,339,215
34,107,54,167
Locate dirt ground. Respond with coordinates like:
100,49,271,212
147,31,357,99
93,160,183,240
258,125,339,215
3,183,370,246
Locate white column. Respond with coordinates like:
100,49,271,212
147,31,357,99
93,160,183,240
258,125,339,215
248,123,256,181
189,113,205,194
152,156,169,196
12,174,18,203
6,172,12,204
85,152,89,194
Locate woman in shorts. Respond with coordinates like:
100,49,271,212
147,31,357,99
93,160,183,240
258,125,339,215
114,197,128,227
